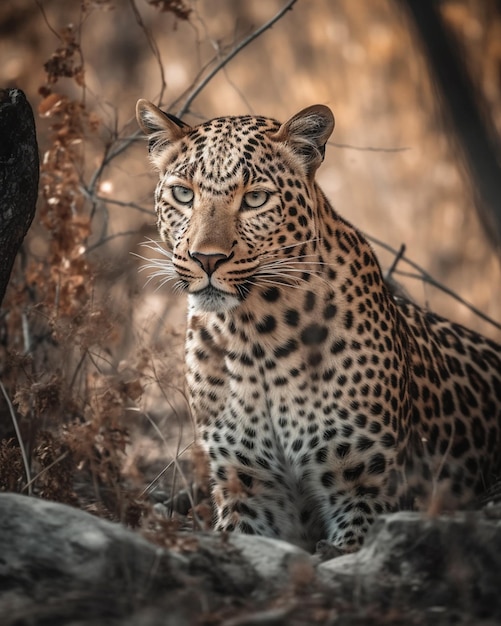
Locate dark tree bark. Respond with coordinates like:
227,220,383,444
0,88,39,306
397,0,501,249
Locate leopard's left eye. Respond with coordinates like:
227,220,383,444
172,185,194,205
243,190,269,209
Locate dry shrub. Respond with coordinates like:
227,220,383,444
0,1,196,527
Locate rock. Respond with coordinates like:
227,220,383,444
0,493,305,625
0,493,189,625
319,510,501,623
230,534,313,585
1,493,500,625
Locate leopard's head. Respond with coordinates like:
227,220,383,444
136,101,334,312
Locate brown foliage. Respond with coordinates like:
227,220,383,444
0,1,193,528
146,0,192,21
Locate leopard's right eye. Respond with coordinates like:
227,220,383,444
172,185,194,205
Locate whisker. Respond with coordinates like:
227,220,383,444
133,239,178,291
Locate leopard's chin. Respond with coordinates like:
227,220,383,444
188,286,241,313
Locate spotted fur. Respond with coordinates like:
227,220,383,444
137,100,501,552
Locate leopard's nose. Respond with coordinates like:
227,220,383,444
189,251,230,277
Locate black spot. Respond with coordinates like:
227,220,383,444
235,501,257,518
195,349,209,361
342,424,354,438
454,417,467,437
321,471,336,487
261,286,280,302
316,447,328,463
356,436,375,451
292,439,303,452
368,453,386,475
323,303,337,319
356,501,372,515
465,457,478,475
274,339,299,359
451,438,470,458
322,368,335,381
488,426,497,452
354,413,367,428
344,310,354,329
336,442,351,458
218,446,231,458
323,428,337,441
343,463,365,481
441,388,455,416
235,451,251,466
240,353,254,366
308,351,323,367
356,485,379,498
304,291,316,311
284,309,300,326
200,327,213,343
472,417,486,448
252,343,265,359
331,338,347,354
301,324,328,345
381,433,396,448
256,315,276,333
256,456,271,469
273,376,288,386
239,521,255,534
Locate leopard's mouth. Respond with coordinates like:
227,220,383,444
188,284,242,313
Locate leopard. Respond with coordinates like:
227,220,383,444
136,100,501,553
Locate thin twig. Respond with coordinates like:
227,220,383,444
94,195,153,215
368,234,501,331
22,451,69,493
84,230,142,255
129,0,167,104
176,0,298,118
330,140,410,153
34,0,63,41
139,439,194,497
386,242,406,277
0,382,32,495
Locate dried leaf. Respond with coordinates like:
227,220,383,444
147,0,191,20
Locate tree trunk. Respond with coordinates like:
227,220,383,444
0,88,39,306
397,0,501,250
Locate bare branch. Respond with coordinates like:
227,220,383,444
85,230,143,255
95,196,153,215
368,234,501,332
176,0,299,118
0,382,32,495
330,140,410,153
129,0,167,104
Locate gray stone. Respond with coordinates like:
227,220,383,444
1,493,501,625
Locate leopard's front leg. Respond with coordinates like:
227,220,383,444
208,458,305,546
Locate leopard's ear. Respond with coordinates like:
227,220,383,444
271,105,334,176
136,99,192,169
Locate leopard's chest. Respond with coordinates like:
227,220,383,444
185,308,400,486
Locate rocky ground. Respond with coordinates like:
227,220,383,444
1,493,500,625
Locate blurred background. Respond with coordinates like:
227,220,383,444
1,0,500,516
